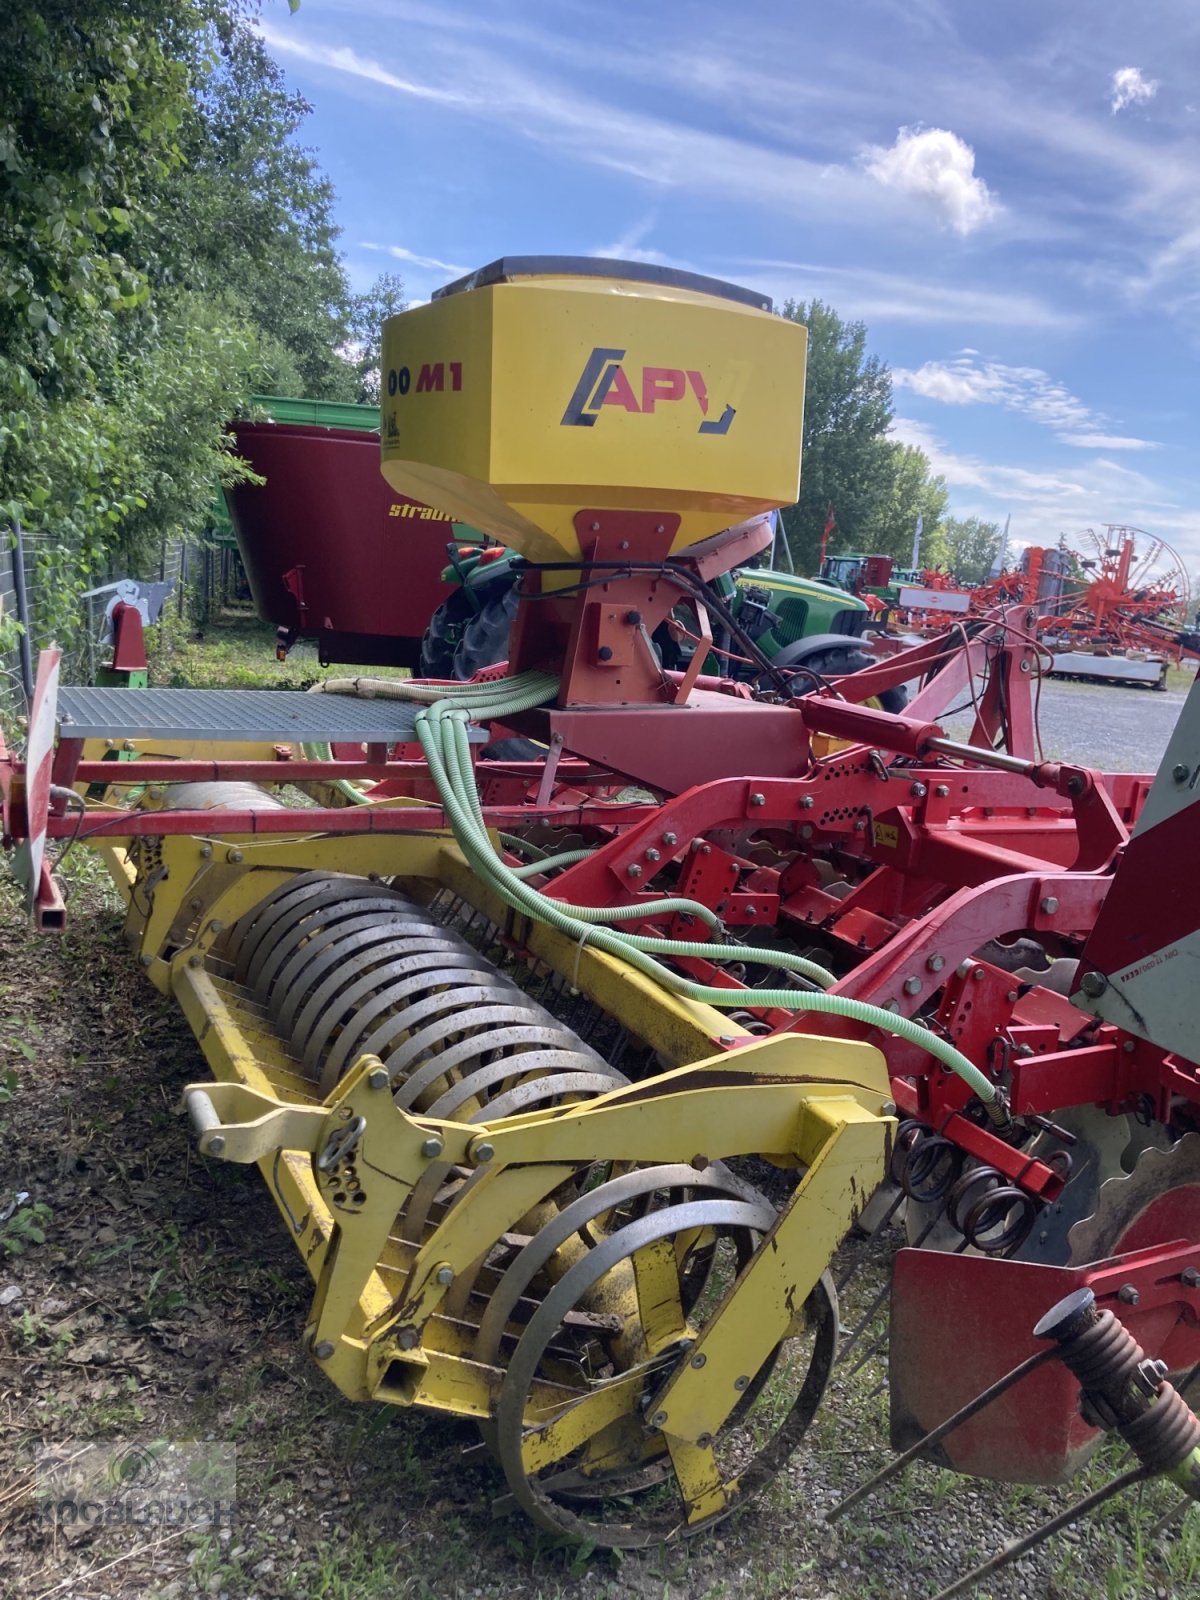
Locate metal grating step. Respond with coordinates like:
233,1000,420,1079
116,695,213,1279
56,685,430,744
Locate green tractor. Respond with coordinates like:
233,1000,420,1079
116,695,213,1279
419,540,908,711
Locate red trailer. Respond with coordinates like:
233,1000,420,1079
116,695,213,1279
224,397,462,668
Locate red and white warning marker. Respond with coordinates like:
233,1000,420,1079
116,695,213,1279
12,646,62,919
1078,667,1200,1060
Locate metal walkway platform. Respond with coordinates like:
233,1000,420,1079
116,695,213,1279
56,686,427,744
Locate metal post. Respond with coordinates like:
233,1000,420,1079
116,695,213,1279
776,509,795,573
990,512,1011,578
10,517,35,706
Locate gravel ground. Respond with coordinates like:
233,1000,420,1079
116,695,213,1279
944,671,1194,773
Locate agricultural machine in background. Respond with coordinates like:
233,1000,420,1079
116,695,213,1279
5,258,1200,1591
820,533,1198,688
974,531,1199,688
818,550,973,631
222,394,466,668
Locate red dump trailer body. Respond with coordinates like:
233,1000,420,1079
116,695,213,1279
223,399,460,668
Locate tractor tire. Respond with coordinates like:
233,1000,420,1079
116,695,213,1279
419,587,474,679
479,736,545,762
768,636,909,714
451,581,521,680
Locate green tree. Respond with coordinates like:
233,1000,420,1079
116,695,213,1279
774,299,953,573
925,515,1002,584
171,13,356,399
870,441,949,565
776,299,893,570
0,1,357,673
347,271,408,403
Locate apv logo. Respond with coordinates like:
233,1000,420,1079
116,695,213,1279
561,347,735,434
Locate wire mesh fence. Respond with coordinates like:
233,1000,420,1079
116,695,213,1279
0,527,247,732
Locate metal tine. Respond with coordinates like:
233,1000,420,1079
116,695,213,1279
827,1347,1059,1524
835,1186,906,1295
437,894,463,927
1149,1493,1196,1539
837,1279,892,1367
608,1027,630,1073
928,1465,1152,1600
846,1326,889,1379
837,1202,948,1365
543,974,571,1015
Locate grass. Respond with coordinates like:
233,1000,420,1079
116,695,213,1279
147,605,413,692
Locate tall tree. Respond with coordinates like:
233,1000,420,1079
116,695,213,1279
347,271,408,403
774,299,952,574
776,299,893,570
925,515,1003,584
0,0,357,669
168,12,355,399
870,441,949,565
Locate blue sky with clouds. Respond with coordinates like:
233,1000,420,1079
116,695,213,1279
259,0,1200,565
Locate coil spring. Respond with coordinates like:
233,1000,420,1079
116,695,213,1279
947,1164,1036,1255
1120,1382,1200,1473
891,1119,962,1204
224,871,629,1111
1045,1301,1200,1474
892,1122,1037,1255
1062,1305,1147,1391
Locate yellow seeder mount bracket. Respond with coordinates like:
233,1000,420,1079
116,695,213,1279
181,1036,893,1543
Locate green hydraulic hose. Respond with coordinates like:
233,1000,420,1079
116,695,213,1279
433,699,733,937
425,701,832,984
499,833,598,877
413,686,1002,1112
510,848,596,879
312,672,556,705
303,671,557,805
301,741,372,805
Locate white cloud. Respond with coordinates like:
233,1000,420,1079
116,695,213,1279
736,260,1074,330
862,126,997,235
257,21,880,221
1111,67,1159,115
893,355,1160,451
889,416,1196,554
593,217,683,267
894,356,1091,429
1058,432,1162,452
257,24,467,107
362,243,470,275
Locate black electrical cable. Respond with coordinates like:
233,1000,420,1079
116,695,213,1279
512,556,836,695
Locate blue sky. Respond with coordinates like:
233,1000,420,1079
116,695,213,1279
259,0,1200,569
